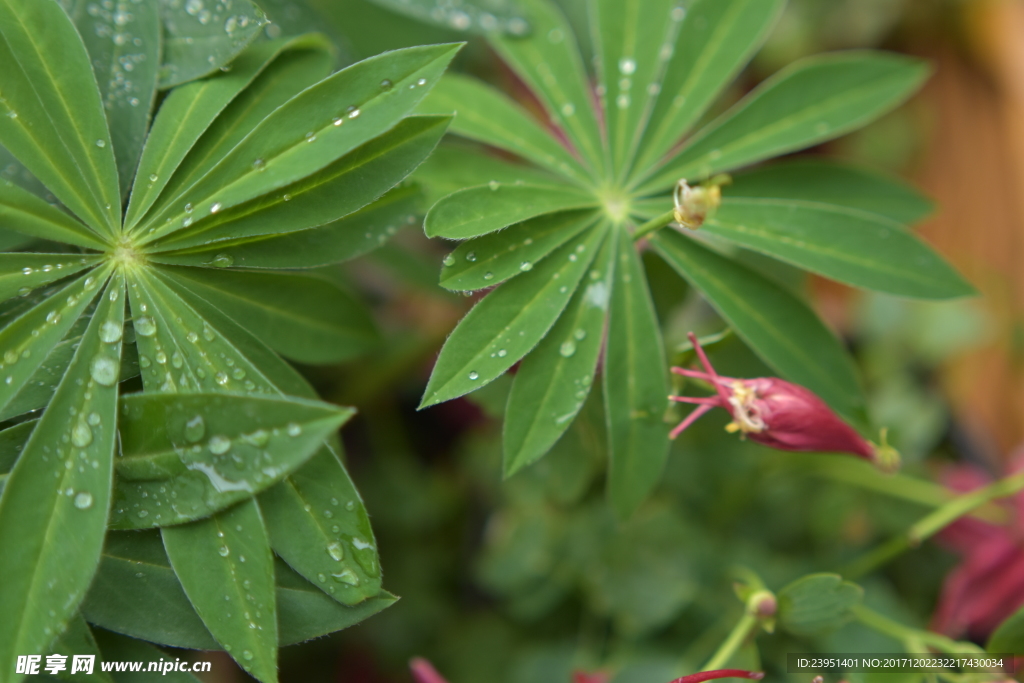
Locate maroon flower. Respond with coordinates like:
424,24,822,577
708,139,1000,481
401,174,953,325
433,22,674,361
932,454,1024,640
669,333,899,472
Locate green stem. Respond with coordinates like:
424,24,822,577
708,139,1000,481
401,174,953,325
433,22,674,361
632,209,675,242
843,468,1024,579
852,605,970,654
702,612,758,671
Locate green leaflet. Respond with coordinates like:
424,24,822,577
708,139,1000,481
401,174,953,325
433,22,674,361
149,115,450,252
48,614,114,683
154,266,379,365
650,229,865,423
589,0,679,179
127,35,335,230
987,603,1024,654
503,227,615,475
0,270,108,417
603,229,670,519
728,158,935,225
82,530,395,649
0,0,120,235
143,271,383,608
0,419,32,496
149,184,422,269
440,209,598,291
634,0,784,173
0,253,101,302
0,270,123,678
60,0,160,198
111,392,354,529
0,179,110,250
777,573,864,637
488,0,604,173
365,0,530,34
421,223,608,408
93,629,201,683
417,73,590,183
158,0,268,89
639,51,930,193
259,446,383,606
162,499,278,683
137,43,462,243
0,227,33,252
703,198,974,299
425,183,597,239
0,142,49,199
413,143,564,208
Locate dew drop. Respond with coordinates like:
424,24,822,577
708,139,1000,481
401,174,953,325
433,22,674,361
99,320,122,343
134,316,156,337
242,650,253,661
327,542,345,561
618,57,637,75
466,252,477,262
519,261,533,272
468,371,479,380
488,180,500,190
215,372,229,385
185,415,206,443
380,79,393,90
346,106,360,119
73,491,93,510
483,271,494,280
252,158,265,171
88,412,101,426
149,173,158,182
573,328,587,341
211,253,234,268
210,202,222,213
286,422,301,437
442,253,455,267
559,341,576,357
497,349,507,358
332,569,360,586
89,356,119,386
95,139,106,148
209,435,231,454
71,422,93,448
218,545,230,557
184,203,193,214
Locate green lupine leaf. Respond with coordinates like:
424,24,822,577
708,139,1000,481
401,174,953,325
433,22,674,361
0,227,33,252
651,229,865,422
0,178,109,250
589,0,679,179
0,271,108,417
365,0,529,34
0,332,139,424
777,573,863,637
988,603,1024,655
82,530,394,649
439,209,598,291
417,73,590,183
111,392,353,529
132,37,334,231
0,253,100,302
634,0,784,173
0,270,123,676
640,52,930,193
149,184,422,269
503,228,614,475
413,143,562,207
137,43,461,243
260,446,383,606
155,266,378,365
0,142,49,199
158,0,268,89
703,199,974,299
127,36,334,229
729,158,935,224
161,276,381,608
421,223,608,408
603,229,670,519
0,419,33,496
162,499,278,682
49,614,115,683
0,0,120,235
425,183,597,239
92,629,201,683
59,0,160,198
488,0,604,173
149,115,450,252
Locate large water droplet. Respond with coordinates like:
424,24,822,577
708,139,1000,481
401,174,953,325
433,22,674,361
559,341,576,357
468,371,479,380
73,491,93,510
185,415,206,443
327,542,345,561
466,252,477,262
90,356,119,386
442,253,455,267
211,253,234,268
71,421,93,447
242,650,253,661
135,316,156,337
95,139,106,148
332,569,360,586
99,320,122,343
519,261,533,272
218,545,230,557
209,435,231,455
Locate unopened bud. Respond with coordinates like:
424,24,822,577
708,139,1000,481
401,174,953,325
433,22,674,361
748,590,777,618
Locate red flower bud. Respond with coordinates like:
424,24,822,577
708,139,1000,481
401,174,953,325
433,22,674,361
410,658,449,683
573,672,610,683
670,333,899,472
667,670,765,683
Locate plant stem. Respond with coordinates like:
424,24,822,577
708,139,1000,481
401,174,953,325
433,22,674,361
632,210,676,241
702,612,758,671
852,604,970,653
843,469,1024,578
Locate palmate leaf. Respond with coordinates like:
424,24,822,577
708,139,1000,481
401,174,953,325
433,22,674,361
414,0,961,517
0,14,460,677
